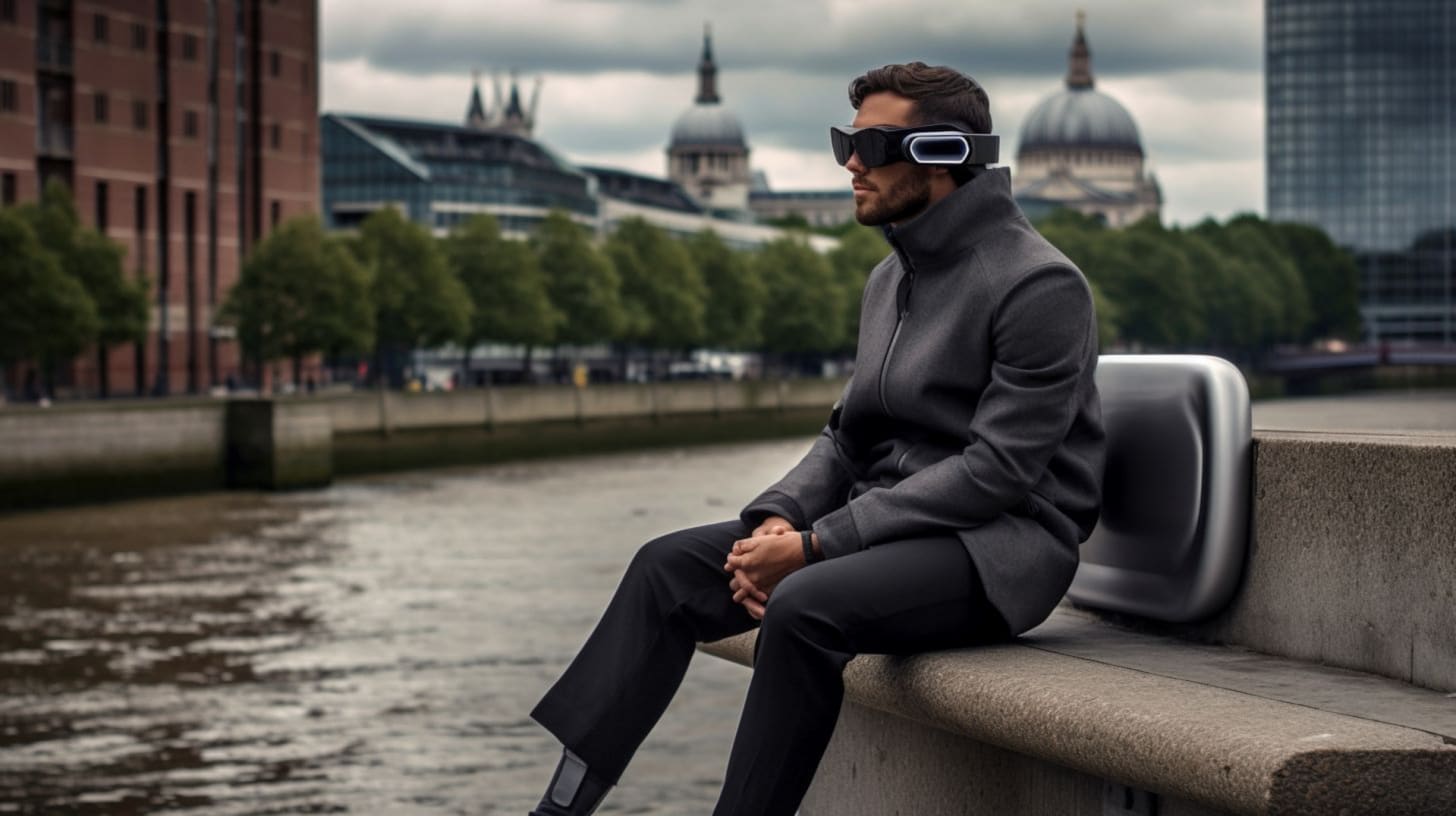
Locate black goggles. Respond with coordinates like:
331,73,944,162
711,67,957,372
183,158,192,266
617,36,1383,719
829,124,999,168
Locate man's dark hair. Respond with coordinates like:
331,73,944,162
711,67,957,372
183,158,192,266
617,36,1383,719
848,62,992,134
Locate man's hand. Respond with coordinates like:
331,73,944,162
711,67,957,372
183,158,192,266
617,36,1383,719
724,530,811,619
752,515,795,538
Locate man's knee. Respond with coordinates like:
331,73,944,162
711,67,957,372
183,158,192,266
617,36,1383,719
629,529,698,580
760,569,840,643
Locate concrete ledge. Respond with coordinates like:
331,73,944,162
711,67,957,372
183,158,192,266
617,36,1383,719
1166,430,1456,692
700,609,1456,815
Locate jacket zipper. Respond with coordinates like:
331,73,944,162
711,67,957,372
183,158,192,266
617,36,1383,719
878,253,916,418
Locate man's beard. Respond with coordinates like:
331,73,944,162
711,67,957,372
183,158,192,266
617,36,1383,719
854,169,932,226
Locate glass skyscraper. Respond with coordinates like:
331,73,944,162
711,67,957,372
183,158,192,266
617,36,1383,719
1266,0,1455,343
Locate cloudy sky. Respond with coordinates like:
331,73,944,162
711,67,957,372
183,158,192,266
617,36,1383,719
320,0,1264,226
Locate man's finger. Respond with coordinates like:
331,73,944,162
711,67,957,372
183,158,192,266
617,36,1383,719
744,598,765,618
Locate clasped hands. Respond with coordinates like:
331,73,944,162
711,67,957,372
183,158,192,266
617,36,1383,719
724,515,814,620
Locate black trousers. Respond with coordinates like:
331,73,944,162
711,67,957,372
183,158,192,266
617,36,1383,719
531,519,1008,816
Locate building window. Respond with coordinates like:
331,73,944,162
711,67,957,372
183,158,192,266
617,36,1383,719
270,200,281,228
131,21,147,51
132,99,148,130
269,122,280,149
182,33,197,61
183,109,198,138
1,0,16,24
93,13,108,43
95,180,109,232
93,91,108,123
2,172,15,206
0,79,15,112
269,50,280,77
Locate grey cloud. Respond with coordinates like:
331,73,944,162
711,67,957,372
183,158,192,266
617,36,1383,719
323,0,1259,83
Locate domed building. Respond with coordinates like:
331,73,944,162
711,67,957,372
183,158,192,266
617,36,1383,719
667,27,752,215
1013,14,1162,227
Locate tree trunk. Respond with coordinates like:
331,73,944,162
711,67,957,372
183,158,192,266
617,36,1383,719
292,353,303,391
461,345,474,389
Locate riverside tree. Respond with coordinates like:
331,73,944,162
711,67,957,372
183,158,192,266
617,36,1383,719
606,217,706,375
356,208,471,387
17,180,147,398
533,210,624,355
445,213,557,384
221,215,373,389
0,208,98,399
687,229,764,351
754,236,845,374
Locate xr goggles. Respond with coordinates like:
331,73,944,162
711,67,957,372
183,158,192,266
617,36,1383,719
829,124,999,168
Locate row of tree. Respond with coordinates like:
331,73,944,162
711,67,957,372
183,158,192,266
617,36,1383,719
223,208,891,386
1,184,1364,398
0,181,149,398
1037,210,1362,357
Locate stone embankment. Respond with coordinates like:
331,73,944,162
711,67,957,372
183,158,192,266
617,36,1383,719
0,379,844,512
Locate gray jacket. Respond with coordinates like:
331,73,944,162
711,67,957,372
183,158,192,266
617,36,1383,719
741,168,1104,634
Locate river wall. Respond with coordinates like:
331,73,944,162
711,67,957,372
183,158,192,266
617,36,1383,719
0,379,845,513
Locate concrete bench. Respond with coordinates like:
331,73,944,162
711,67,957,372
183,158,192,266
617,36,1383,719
701,356,1456,814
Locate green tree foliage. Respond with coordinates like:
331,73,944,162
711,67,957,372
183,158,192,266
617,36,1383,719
1113,218,1205,348
1190,218,1292,349
17,179,148,396
754,236,845,360
606,217,706,351
445,214,557,380
1166,226,1276,356
1269,222,1362,341
688,229,764,350
0,209,98,392
1216,215,1312,344
221,215,373,386
357,208,471,381
827,224,889,353
533,210,624,347
1035,207,1349,356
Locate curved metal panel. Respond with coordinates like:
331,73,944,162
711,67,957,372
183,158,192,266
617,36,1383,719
1066,355,1252,622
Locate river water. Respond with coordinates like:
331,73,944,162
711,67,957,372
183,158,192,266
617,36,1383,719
0,438,813,815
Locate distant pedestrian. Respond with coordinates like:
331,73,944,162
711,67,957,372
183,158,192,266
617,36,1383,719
528,62,1105,816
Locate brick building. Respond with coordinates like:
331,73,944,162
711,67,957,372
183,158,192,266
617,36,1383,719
0,0,318,397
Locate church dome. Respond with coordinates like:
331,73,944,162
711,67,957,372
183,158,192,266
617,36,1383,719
1017,14,1144,158
1019,87,1143,155
667,26,747,151
670,104,746,148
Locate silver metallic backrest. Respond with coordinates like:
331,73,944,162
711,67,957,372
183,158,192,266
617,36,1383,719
1066,355,1252,623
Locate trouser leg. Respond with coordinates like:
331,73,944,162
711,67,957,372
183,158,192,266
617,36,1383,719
712,535,1008,816
530,519,756,785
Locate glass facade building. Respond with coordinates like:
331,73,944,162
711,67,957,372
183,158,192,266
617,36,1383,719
321,113,598,237
1266,0,1455,343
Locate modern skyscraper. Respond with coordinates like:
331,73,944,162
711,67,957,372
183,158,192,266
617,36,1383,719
1266,0,1454,343
0,0,319,396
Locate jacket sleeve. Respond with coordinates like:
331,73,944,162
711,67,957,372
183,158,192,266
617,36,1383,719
811,264,1095,559
739,380,856,530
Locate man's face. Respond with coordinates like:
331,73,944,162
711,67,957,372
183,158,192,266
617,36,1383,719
845,92,935,226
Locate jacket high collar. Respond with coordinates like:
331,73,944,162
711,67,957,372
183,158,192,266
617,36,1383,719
882,167,1022,273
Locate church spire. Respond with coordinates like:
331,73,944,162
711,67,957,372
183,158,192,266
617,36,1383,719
465,69,488,129
695,22,720,104
1066,10,1094,89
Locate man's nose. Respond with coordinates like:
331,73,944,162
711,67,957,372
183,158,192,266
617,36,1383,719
844,150,865,174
